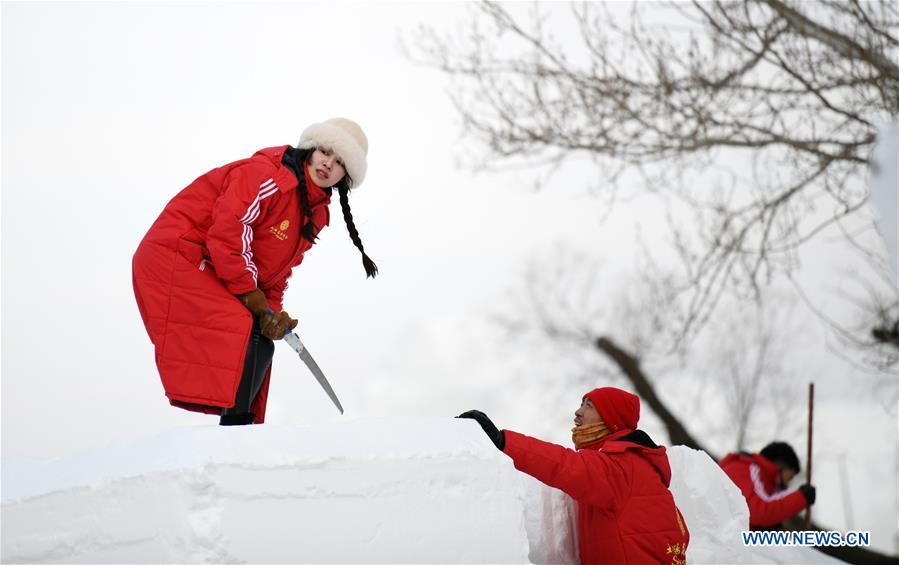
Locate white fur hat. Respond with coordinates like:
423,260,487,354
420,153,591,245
298,117,368,187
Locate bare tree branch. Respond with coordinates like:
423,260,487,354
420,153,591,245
762,0,899,80
409,0,899,361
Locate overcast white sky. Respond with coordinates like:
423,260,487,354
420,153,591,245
2,1,896,553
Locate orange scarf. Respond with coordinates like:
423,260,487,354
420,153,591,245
571,422,611,449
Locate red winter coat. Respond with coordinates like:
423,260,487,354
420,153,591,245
132,146,331,422
719,452,807,529
503,429,689,564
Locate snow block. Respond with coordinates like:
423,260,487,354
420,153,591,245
668,445,753,563
1,421,839,564
2,418,571,564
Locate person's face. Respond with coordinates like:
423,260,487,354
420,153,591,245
306,147,346,188
777,467,797,490
574,398,603,427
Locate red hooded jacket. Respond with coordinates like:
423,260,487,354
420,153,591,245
719,452,808,529
132,146,330,421
502,388,689,564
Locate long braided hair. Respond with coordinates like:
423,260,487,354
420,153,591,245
292,147,378,278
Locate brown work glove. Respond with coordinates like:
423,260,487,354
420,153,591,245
236,289,298,340
237,289,269,317
261,310,299,340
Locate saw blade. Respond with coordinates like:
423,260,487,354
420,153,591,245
283,331,344,414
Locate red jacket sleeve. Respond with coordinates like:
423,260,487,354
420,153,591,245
266,276,289,312
743,465,808,527
206,165,280,295
747,489,808,528
724,459,809,528
502,430,628,511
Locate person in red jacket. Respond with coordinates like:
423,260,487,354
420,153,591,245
133,118,376,425
458,387,689,565
719,442,816,530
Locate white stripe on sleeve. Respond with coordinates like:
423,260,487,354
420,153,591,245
749,463,794,502
237,178,280,282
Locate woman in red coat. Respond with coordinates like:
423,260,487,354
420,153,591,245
133,118,375,425
459,387,690,564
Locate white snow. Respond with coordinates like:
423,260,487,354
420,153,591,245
2,420,838,563
668,446,754,563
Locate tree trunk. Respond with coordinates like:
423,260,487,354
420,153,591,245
595,336,715,458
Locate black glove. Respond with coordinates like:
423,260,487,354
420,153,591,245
799,484,816,506
457,410,505,451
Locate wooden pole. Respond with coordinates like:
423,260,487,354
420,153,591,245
804,382,815,530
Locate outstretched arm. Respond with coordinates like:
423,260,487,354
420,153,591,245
502,429,627,510
456,410,627,510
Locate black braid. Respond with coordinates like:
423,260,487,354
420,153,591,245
297,172,319,244
285,147,330,245
338,185,378,278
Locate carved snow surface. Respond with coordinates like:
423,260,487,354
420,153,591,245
3,419,836,563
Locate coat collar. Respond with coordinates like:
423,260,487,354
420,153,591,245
253,145,299,194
